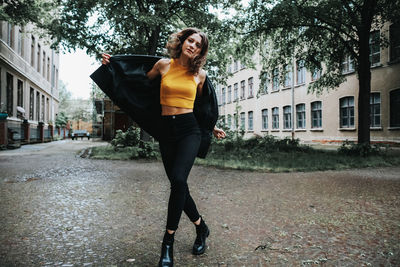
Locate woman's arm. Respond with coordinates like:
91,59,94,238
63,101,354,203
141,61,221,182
196,69,207,96
147,58,170,80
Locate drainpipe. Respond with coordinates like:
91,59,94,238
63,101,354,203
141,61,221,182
291,61,295,140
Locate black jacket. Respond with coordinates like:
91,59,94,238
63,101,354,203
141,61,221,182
90,55,219,158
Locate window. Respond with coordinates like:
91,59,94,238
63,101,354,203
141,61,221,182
340,97,355,128
29,88,34,120
55,68,58,90
390,89,400,127
31,36,35,67
36,92,40,121
46,97,50,122
248,111,253,131
233,60,238,72
260,73,269,94
296,104,306,129
51,64,55,87
272,107,279,129
233,113,238,130
296,60,305,84
227,85,232,103
284,65,292,87
283,105,292,129
221,88,226,105
227,114,232,129
17,79,23,108
17,28,23,55
240,61,246,69
272,68,279,91
390,23,400,61
370,93,381,128
312,68,321,81
311,101,322,128
248,77,254,98
262,109,268,130
37,44,41,73
228,63,232,73
42,51,46,76
369,30,380,66
240,112,245,130
234,83,238,101
6,73,14,116
41,95,45,122
240,80,245,99
7,23,14,48
342,55,354,73
47,57,50,81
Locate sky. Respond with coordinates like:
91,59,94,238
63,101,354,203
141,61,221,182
59,49,99,100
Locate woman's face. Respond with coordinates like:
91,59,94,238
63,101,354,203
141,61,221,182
181,33,202,59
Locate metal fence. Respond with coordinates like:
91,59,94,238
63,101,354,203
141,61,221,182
30,126,39,142
8,124,24,142
44,128,51,139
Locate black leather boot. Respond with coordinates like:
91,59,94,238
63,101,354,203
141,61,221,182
158,231,174,267
192,217,210,255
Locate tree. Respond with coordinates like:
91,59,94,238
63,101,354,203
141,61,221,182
239,0,400,144
58,80,72,113
46,0,241,81
0,0,55,26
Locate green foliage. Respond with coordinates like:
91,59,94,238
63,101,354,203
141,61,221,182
55,111,68,128
211,133,312,158
338,140,384,157
110,126,156,159
45,0,242,83
0,0,56,26
111,126,140,148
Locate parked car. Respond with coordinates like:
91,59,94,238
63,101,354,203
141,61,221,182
71,130,90,140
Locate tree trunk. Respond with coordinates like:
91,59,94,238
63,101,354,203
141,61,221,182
148,26,161,55
357,28,372,144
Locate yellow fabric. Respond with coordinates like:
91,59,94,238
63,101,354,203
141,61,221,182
160,58,197,109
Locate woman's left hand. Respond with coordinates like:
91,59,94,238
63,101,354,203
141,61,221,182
213,127,226,139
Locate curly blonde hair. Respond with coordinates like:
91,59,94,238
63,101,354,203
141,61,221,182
166,28,209,75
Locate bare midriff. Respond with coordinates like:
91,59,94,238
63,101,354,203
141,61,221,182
161,105,193,116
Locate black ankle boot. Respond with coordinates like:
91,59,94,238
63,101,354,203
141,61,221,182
192,217,210,255
158,231,174,267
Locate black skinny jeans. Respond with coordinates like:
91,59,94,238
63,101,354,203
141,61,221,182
159,112,201,231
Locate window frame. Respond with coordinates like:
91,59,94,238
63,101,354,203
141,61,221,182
311,101,322,128
283,105,292,129
340,96,355,128
262,109,268,130
248,111,253,131
296,103,306,129
272,107,279,129
370,92,381,128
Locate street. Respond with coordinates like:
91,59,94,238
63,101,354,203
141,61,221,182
1,140,399,266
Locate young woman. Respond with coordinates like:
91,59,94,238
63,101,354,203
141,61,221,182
102,28,225,267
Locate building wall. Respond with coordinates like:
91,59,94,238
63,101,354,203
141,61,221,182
217,23,400,144
0,21,59,126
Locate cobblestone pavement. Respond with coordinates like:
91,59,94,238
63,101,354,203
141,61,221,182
0,140,399,266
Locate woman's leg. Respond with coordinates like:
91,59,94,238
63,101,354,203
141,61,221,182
159,133,201,231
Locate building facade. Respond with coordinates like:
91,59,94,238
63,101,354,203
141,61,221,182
0,21,60,146
217,22,400,144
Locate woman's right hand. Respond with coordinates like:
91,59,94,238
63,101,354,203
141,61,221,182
101,53,111,65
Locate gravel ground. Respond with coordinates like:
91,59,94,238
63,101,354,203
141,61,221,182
0,140,399,266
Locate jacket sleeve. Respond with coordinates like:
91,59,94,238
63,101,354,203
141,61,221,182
90,55,163,141
194,76,219,158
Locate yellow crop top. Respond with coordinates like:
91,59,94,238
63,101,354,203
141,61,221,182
160,58,197,109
